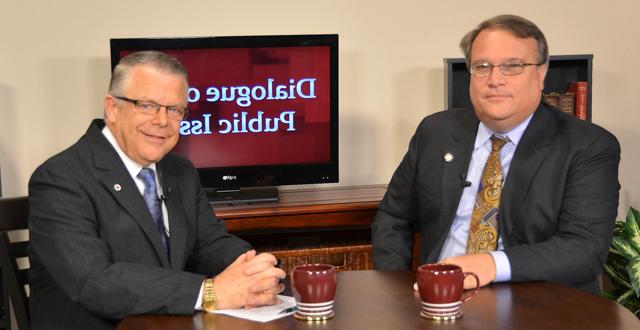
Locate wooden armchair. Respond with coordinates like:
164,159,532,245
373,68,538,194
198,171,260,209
0,197,30,330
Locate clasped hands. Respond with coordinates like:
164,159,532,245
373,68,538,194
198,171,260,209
212,250,286,309
412,253,497,291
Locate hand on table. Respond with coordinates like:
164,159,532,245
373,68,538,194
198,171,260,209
441,253,496,289
412,253,497,291
212,250,286,309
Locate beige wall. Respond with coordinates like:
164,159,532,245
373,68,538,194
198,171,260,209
1,1,639,218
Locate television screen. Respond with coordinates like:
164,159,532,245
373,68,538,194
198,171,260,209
110,35,338,203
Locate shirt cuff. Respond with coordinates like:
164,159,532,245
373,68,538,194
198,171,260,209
489,250,511,282
194,281,205,310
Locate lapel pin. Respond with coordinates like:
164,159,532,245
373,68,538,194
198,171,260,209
113,184,122,192
444,153,454,163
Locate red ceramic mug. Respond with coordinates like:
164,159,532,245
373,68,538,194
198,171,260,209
290,264,337,321
416,263,479,320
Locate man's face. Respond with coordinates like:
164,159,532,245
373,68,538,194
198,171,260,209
104,64,188,166
469,28,547,133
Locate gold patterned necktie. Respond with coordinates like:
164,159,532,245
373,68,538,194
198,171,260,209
466,135,509,254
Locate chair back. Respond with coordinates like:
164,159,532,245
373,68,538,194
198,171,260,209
0,197,29,330
0,197,28,232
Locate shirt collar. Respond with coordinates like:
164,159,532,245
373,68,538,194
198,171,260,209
101,125,157,178
474,113,534,150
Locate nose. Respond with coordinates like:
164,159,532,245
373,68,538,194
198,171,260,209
486,65,506,87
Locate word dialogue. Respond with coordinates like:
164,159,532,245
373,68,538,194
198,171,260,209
181,78,317,135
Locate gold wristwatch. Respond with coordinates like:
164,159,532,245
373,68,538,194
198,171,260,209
202,278,218,312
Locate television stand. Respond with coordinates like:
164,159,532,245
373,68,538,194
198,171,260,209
213,185,387,273
206,186,278,206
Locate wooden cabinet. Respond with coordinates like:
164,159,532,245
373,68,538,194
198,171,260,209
213,185,386,273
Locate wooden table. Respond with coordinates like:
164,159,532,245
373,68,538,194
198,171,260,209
117,271,639,329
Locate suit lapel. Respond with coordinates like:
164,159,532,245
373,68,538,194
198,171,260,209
157,164,188,270
87,120,171,267
500,105,552,244
439,111,479,240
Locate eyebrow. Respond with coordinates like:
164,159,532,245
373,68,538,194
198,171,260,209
136,97,187,108
471,57,529,63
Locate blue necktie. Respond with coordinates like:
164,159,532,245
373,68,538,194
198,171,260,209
137,168,169,255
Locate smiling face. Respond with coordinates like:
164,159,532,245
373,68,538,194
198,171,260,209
469,28,547,133
104,64,188,166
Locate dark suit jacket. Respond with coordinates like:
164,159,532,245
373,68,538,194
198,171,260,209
372,104,620,293
28,119,251,329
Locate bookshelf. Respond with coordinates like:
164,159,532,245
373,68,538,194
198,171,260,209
444,54,593,121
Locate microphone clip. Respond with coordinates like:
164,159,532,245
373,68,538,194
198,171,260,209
460,174,472,188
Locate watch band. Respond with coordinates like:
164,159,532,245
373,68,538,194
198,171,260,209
202,278,218,312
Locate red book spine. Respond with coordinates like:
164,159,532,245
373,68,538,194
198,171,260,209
568,81,588,120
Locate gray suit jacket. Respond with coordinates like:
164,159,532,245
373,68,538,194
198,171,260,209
28,119,251,329
372,104,620,293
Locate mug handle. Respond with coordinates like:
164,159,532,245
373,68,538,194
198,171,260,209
460,272,480,303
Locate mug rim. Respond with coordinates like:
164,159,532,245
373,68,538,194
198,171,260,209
292,263,335,274
417,263,461,273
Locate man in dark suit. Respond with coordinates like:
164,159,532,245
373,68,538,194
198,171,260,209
28,51,286,329
372,15,620,294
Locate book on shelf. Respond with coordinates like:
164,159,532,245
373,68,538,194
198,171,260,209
542,92,560,110
543,92,575,117
567,81,588,120
558,93,575,116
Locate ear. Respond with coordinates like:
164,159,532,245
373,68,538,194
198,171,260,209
104,95,119,124
536,63,548,91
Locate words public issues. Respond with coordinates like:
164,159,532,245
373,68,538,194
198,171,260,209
180,78,316,136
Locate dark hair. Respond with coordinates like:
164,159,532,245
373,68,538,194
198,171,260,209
460,14,549,65
108,51,188,96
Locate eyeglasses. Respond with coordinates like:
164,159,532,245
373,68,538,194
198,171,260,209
469,61,543,76
113,96,189,121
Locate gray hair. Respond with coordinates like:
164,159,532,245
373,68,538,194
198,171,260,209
459,15,549,66
108,50,188,96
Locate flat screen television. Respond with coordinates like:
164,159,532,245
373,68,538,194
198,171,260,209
110,34,339,204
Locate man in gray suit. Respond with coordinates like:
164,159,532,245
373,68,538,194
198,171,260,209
28,51,285,329
372,15,620,294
